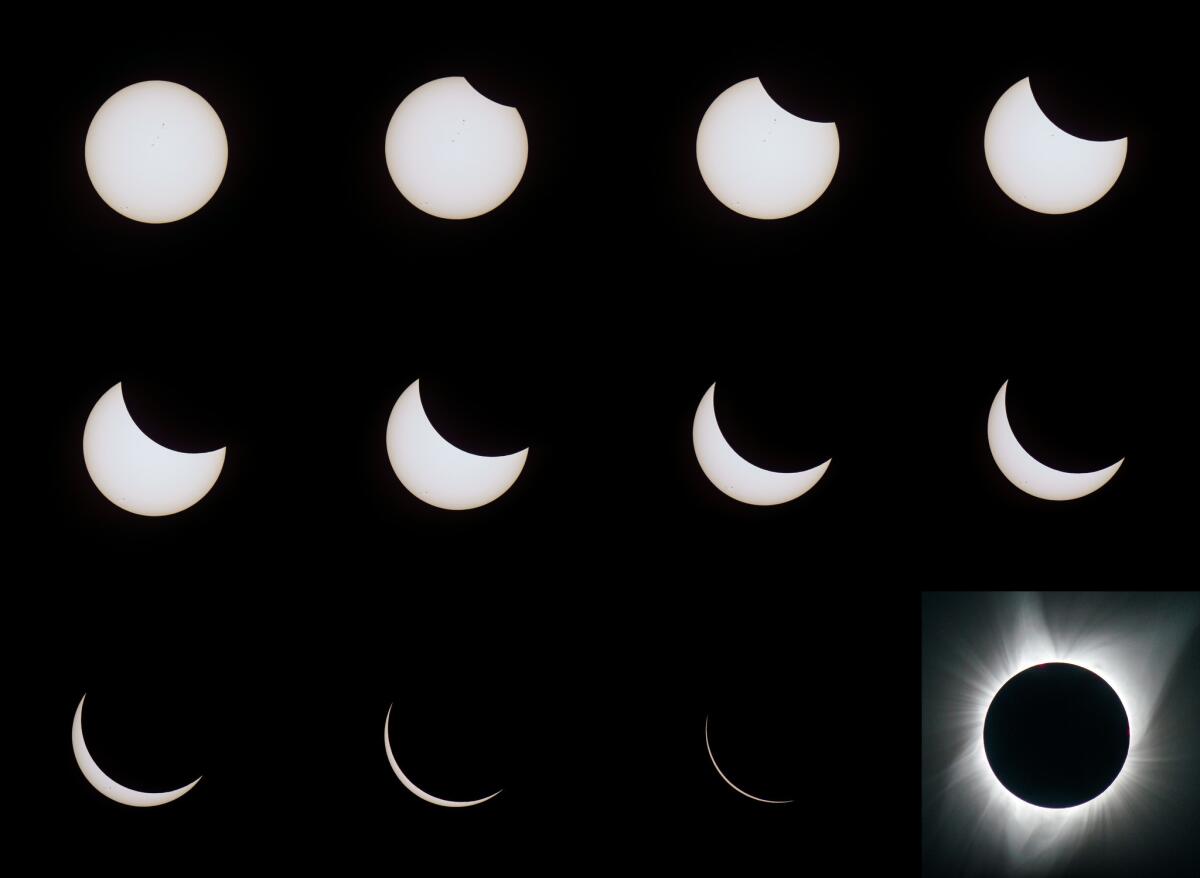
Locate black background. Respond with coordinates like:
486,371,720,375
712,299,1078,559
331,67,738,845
10,10,1193,875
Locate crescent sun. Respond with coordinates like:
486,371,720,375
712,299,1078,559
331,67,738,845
695,77,839,220
72,694,201,807
987,380,1123,501
82,382,226,516
384,704,502,808
984,76,1127,215
385,379,528,510
705,715,792,804
692,382,830,506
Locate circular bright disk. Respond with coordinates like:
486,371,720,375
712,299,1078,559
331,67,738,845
692,383,830,506
696,77,839,219
385,379,527,510
384,704,501,808
85,80,228,223
83,382,226,516
987,380,1122,501
72,694,201,807
984,77,1127,214
385,76,528,219
984,663,1129,808
705,715,791,804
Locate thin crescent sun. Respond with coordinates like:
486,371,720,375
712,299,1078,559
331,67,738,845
383,704,502,808
705,715,792,805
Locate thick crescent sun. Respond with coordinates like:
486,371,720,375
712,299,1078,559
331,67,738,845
385,379,528,511
692,382,830,506
83,382,226,516
72,694,201,807
987,380,1122,501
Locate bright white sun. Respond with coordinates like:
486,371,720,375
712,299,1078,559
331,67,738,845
384,77,528,220
85,80,228,223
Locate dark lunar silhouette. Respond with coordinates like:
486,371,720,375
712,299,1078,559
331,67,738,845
984,662,1129,808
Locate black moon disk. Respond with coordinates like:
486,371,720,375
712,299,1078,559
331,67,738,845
983,662,1129,808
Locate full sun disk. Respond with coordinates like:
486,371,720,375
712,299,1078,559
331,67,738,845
983,662,1129,809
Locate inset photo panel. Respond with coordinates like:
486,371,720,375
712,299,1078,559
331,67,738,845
922,591,1200,878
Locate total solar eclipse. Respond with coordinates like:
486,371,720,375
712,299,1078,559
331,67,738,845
983,662,1129,809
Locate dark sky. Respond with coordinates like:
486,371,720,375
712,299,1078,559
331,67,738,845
10,11,1194,874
